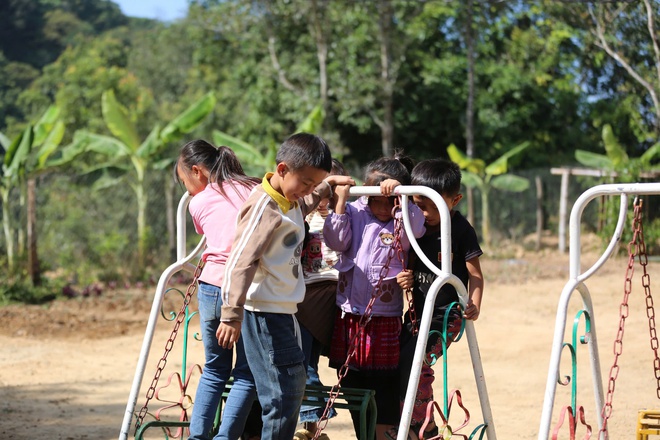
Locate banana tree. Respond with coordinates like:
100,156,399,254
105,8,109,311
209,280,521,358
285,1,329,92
212,104,325,176
0,128,30,273
447,142,530,247
575,124,660,180
60,90,216,273
0,106,65,279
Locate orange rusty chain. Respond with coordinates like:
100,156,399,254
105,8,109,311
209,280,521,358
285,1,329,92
134,257,206,434
599,197,659,436
313,196,417,440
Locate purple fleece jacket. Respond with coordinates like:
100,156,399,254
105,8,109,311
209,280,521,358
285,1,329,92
323,196,426,317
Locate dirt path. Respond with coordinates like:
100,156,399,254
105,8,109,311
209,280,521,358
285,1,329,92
1,243,659,439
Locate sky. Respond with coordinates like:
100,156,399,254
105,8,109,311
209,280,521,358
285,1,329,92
113,0,189,22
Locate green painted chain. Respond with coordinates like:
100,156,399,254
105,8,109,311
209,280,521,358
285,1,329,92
134,257,205,434
599,197,658,436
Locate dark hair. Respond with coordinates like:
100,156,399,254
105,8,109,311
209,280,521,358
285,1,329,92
363,151,414,186
331,158,347,176
175,139,259,198
411,158,462,197
276,133,332,172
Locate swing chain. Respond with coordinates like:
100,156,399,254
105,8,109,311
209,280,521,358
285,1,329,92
635,199,660,398
313,198,409,439
600,197,658,435
134,257,206,434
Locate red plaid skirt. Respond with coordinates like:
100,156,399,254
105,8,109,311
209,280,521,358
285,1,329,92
329,309,401,372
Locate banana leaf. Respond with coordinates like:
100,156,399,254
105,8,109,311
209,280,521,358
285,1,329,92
102,90,140,150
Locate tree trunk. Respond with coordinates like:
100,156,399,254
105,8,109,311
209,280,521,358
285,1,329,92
481,186,491,247
377,0,395,157
166,176,176,263
465,0,476,226
309,0,329,111
27,177,41,286
136,180,147,276
18,185,25,258
1,188,14,273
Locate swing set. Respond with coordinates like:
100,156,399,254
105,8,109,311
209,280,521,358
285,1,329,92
119,182,658,440
539,182,660,440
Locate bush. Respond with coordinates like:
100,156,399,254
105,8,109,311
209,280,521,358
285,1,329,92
0,278,65,305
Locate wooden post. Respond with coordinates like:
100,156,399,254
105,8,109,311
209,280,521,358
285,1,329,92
535,175,543,251
557,169,569,253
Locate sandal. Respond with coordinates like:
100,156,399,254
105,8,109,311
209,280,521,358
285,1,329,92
293,428,312,440
293,428,330,440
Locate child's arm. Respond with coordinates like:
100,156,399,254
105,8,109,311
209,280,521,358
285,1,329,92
332,180,352,215
464,256,484,321
301,175,355,217
323,180,354,251
218,194,281,347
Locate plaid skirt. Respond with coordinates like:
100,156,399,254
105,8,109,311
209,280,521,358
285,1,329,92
329,309,401,372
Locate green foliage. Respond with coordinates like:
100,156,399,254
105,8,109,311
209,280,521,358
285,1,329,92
0,278,63,305
58,90,215,272
575,124,660,182
448,142,530,246
213,104,325,177
2,0,660,302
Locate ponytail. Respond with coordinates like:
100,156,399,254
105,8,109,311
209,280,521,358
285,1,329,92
176,140,259,200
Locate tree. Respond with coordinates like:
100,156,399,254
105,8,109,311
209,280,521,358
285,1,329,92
0,105,64,279
212,104,325,177
587,0,660,135
575,124,660,180
61,90,216,274
447,142,530,246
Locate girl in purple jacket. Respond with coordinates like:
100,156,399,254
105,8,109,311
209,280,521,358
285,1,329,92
323,154,426,440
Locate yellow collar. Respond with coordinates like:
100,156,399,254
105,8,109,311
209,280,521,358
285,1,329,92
262,172,297,213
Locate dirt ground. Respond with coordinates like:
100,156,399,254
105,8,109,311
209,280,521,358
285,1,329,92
1,233,659,440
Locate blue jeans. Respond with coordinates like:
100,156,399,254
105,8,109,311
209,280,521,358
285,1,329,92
299,324,337,423
240,310,307,439
188,282,254,440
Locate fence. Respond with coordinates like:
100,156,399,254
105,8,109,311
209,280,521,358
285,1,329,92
0,167,657,285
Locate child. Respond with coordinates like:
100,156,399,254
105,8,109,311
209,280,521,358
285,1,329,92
323,154,426,440
174,140,259,440
294,158,347,439
216,133,355,440
392,158,484,440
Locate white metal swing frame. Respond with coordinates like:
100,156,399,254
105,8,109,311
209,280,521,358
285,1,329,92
538,182,660,440
118,185,498,440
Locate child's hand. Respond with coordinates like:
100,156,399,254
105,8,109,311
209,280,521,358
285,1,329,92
332,182,353,215
216,321,241,349
396,269,414,290
326,175,355,188
464,300,480,321
380,179,401,196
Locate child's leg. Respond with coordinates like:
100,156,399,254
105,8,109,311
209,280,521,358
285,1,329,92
242,311,307,439
215,337,257,440
189,282,234,440
342,370,399,439
299,327,337,428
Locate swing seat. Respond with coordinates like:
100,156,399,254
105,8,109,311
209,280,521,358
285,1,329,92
637,409,660,440
135,378,377,440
